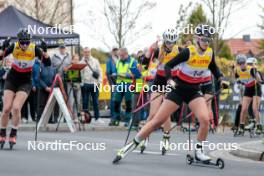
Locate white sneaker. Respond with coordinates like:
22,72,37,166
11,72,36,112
195,149,211,161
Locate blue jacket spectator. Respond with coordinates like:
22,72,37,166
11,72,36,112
37,64,57,122
39,64,57,89
106,48,118,85
32,60,40,88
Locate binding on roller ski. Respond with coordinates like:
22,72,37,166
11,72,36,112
113,25,227,169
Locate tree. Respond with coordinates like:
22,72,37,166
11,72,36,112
83,0,156,49
188,4,208,26
217,40,233,60
176,2,194,28
259,4,264,30
180,4,208,45
182,4,233,59
6,0,72,25
259,4,264,54
201,0,248,54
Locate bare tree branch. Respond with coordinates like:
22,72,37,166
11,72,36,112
83,0,156,49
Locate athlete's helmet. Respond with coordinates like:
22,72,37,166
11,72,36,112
195,24,213,38
246,57,254,64
162,28,178,43
17,28,31,42
236,54,247,64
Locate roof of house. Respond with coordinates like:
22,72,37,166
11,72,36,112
225,38,262,56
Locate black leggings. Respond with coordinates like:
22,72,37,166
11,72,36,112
234,101,254,127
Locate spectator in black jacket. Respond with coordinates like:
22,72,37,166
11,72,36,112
37,63,57,123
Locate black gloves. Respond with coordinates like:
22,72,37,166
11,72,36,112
40,39,47,52
2,37,11,50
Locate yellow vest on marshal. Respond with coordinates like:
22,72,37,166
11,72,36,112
116,58,135,84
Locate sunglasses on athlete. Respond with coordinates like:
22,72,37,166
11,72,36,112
19,40,30,46
237,62,246,65
199,37,212,44
165,41,176,45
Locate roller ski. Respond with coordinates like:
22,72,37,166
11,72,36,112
0,129,6,149
9,136,16,150
161,132,170,155
209,124,216,134
112,140,138,164
186,145,224,169
139,138,148,154
234,124,245,137
0,136,6,149
250,124,263,138
186,154,225,169
246,120,256,138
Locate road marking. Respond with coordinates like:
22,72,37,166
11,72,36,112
133,150,181,156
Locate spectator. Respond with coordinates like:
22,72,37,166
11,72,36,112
51,44,71,121
51,44,71,80
106,48,118,119
109,48,139,127
0,58,12,111
131,51,148,129
64,54,82,122
80,47,103,124
37,62,57,123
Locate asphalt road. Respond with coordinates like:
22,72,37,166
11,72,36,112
0,130,263,176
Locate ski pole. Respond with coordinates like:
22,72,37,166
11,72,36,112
168,88,223,133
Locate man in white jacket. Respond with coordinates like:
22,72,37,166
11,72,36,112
80,47,103,123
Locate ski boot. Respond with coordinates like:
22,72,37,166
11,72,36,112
9,136,16,150
245,120,255,131
161,132,170,155
112,140,138,164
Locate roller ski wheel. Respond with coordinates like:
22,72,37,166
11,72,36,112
0,136,6,149
255,125,263,136
139,139,148,154
186,154,225,169
234,128,244,137
216,158,225,169
112,141,136,164
9,136,16,150
161,137,169,155
161,146,167,155
233,128,238,137
249,129,255,138
186,154,194,165
140,145,146,154
209,128,216,134
181,126,187,133
112,155,122,164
